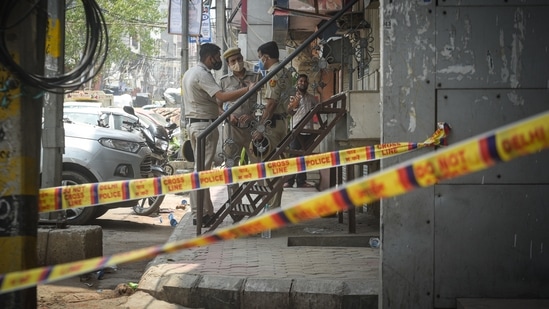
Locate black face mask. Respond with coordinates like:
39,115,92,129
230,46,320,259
212,58,222,71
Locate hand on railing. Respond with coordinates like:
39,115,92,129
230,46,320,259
251,118,271,142
252,130,263,142
228,114,238,126
238,114,253,128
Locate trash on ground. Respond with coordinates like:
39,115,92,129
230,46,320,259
369,237,380,248
115,283,135,296
168,213,178,227
303,228,333,234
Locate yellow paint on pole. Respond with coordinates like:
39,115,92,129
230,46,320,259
0,237,36,274
0,158,37,196
46,18,61,58
0,54,23,196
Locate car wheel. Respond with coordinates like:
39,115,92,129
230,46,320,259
133,195,165,216
61,170,100,225
93,207,109,218
133,170,165,216
163,163,175,175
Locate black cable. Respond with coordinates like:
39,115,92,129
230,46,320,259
0,0,42,31
0,0,108,94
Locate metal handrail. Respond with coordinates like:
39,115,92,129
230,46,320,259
195,0,360,234
203,92,348,232
279,92,347,156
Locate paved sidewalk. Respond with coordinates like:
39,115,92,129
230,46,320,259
133,184,381,308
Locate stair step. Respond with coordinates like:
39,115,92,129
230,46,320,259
318,107,343,113
285,149,307,156
230,203,255,215
301,128,325,134
248,185,272,194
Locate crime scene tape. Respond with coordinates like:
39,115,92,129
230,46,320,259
38,122,451,213
1,112,548,294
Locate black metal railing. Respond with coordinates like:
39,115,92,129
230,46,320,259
204,92,347,232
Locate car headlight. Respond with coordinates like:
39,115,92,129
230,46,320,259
155,138,169,152
98,138,141,153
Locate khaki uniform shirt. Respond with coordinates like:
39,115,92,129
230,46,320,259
263,61,293,116
219,70,261,117
182,62,221,119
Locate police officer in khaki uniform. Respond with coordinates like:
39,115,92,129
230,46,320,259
219,47,262,167
253,41,294,209
182,43,255,226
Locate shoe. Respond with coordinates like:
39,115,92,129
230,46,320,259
296,182,315,188
192,214,212,227
283,182,294,188
202,214,212,227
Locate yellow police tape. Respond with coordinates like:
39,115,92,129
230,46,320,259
38,122,451,213
1,112,548,294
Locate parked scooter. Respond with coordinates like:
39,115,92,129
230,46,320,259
122,106,171,216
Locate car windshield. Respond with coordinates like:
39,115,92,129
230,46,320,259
63,111,101,127
63,107,138,131
64,102,102,108
136,110,168,126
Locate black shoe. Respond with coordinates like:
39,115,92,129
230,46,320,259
202,214,212,227
193,214,212,227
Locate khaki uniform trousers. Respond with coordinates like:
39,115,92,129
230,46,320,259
256,117,288,209
223,123,257,199
188,121,219,218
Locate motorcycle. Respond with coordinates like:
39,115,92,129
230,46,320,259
167,122,182,161
122,106,173,216
162,121,178,175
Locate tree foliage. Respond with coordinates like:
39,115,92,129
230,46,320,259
65,0,166,87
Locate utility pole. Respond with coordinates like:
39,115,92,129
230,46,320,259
216,0,227,78
180,0,188,85
216,0,226,52
41,0,65,224
0,1,45,307
179,0,188,157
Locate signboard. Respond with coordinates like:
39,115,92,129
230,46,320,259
189,6,212,43
168,0,202,36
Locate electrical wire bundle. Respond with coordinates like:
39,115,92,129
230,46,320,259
0,0,108,93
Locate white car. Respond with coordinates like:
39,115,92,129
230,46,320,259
62,106,170,215
42,122,153,224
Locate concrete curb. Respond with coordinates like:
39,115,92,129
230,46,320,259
139,267,378,309
37,225,102,266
